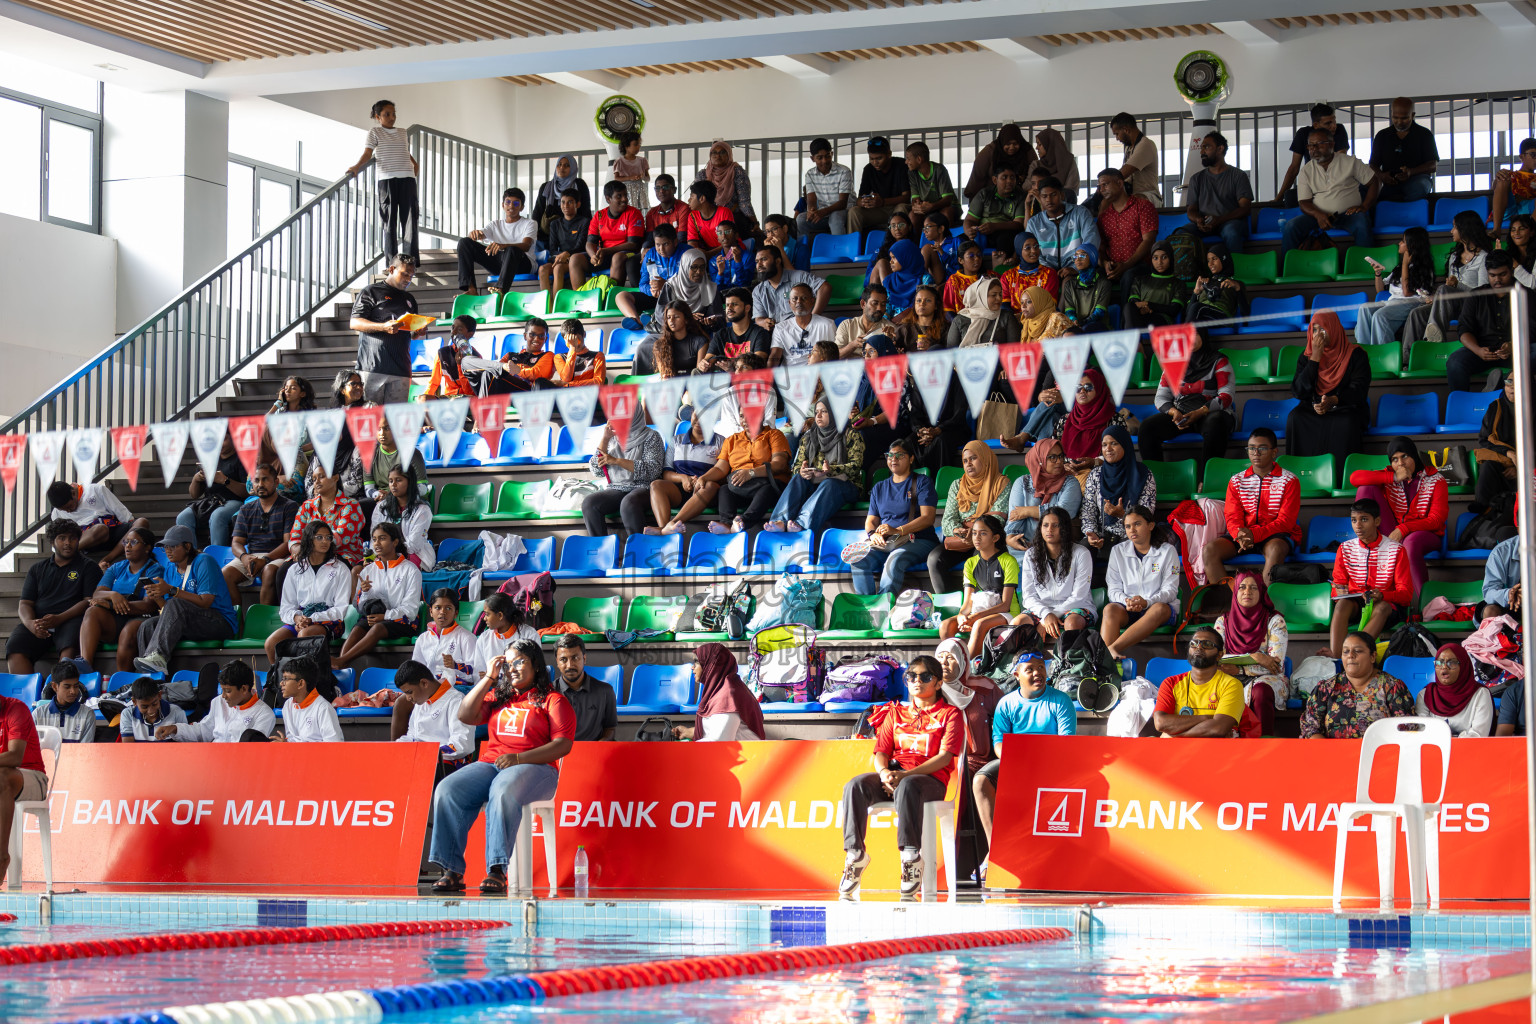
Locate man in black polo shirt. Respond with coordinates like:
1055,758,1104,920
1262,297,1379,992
1451,251,1532,391
700,288,773,373
349,254,429,404
848,136,911,237
1369,97,1439,203
220,463,300,605
553,635,617,742
6,519,102,673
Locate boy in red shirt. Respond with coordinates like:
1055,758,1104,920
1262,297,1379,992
685,180,735,257
840,655,964,899
1,691,48,884
1206,428,1302,584
427,638,574,895
1323,498,1414,658
586,181,644,287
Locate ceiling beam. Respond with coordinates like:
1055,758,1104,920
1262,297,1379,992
542,68,627,95
757,52,835,79
0,0,207,82
976,35,1053,63
1473,1,1536,27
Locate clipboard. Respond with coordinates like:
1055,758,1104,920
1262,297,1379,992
394,313,437,333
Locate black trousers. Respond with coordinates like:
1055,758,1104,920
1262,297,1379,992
380,177,419,262
1138,408,1234,464
717,476,781,525
581,487,652,536
455,237,533,290
927,543,967,595
843,772,946,852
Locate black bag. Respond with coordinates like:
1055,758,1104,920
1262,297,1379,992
1383,622,1442,662
1049,628,1122,711
476,572,556,632
1428,445,1474,489
634,716,676,741
1457,494,1517,550
262,635,338,706
687,579,753,639
1270,563,1327,585
976,622,1042,677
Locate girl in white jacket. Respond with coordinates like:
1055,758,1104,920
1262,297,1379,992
335,522,423,669
1101,505,1182,660
372,464,436,571
412,588,479,687
1011,507,1094,642
266,520,353,666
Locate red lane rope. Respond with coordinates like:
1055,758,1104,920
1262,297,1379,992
0,918,503,966
527,926,1071,997
0,914,15,923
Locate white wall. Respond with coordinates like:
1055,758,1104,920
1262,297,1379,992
0,212,116,419
228,97,363,180
274,78,521,156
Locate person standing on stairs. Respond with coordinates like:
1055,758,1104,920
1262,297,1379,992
349,254,429,405
346,99,419,264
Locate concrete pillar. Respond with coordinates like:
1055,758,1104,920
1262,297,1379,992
103,87,227,332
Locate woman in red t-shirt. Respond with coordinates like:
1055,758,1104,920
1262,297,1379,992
428,638,574,894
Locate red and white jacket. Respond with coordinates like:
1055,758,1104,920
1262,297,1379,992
1331,535,1413,608
1154,356,1236,413
1348,467,1448,537
1224,464,1302,543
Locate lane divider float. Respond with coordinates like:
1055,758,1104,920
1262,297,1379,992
0,913,16,922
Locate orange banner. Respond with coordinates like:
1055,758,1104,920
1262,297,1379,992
20,744,438,886
986,736,1529,898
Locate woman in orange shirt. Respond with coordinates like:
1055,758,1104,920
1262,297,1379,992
553,318,606,388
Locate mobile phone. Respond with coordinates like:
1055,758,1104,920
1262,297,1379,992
1363,257,1386,272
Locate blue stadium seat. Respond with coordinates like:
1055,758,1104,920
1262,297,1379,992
1441,512,1493,560
436,537,477,565
588,663,623,694
506,536,555,574
539,425,599,463
679,531,748,575
1439,391,1495,433
1309,292,1369,330
109,670,156,693
606,329,646,360
410,338,433,373
1144,658,1192,684
619,664,693,714
808,528,866,575
358,667,399,694
810,233,863,266
614,533,683,577
1369,392,1438,436
1237,295,1307,334
332,668,356,694
0,673,42,703
1235,398,1300,440
1157,212,1188,239
1428,195,1490,232
490,331,523,358
743,530,813,575
1298,515,1354,564
1374,199,1430,233
493,427,546,464
1382,655,1435,698
429,433,491,468
861,230,887,258
416,433,438,462
1250,207,1294,241
550,534,617,579
77,673,102,698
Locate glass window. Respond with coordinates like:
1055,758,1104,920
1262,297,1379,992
0,54,98,113
227,161,254,256
46,119,93,224
258,176,295,236
0,96,41,221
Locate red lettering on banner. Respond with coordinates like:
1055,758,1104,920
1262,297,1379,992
598,385,639,447
470,394,511,454
1150,324,1197,393
997,343,1043,409
344,406,385,472
731,369,774,440
109,426,147,493
864,354,908,428
228,416,267,478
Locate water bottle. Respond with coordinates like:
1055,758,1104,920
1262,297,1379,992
573,846,589,898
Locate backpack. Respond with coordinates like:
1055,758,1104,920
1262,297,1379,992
1049,628,1122,712
634,716,676,741
679,579,753,639
746,623,824,703
476,571,556,632
976,622,1043,679
1166,230,1206,281
823,655,902,703
1269,563,1327,586
262,636,338,707
544,477,600,512
746,571,822,631
889,589,935,631
1457,493,1517,550
1383,622,1442,663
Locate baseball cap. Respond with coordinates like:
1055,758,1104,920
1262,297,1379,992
162,524,196,548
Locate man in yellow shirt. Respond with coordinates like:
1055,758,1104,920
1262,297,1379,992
1153,627,1244,738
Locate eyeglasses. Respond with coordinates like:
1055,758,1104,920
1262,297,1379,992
1046,453,1064,462
909,671,937,682
886,451,908,460
507,658,529,670
1187,638,1220,650
1433,657,1461,668
1246,446,1272,454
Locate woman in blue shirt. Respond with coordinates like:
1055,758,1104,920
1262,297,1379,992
122,524,239,676
851,438,938,596
79,525,160,671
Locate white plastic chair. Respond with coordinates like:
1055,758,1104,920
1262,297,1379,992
1331,716,1451,908
512,799,557,897
6,725,62,893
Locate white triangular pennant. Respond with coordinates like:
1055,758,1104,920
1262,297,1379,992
641,376,690,442
265,412,305,480
28,430,65,487
304,408,347,477
188,417,229,483
817,360,866,431
382,403,427,470
774,363,821,426
428,397,470,462
149,421,190,489
513,389,557,438
1041,336,1093,411
952,345,1000,417
65,428,103,483
1091,330,1140,407
906,348,957,425
690,372,733,442
554,385,599,450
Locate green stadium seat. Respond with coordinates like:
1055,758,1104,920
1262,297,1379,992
1362,343,1402,379
623,594,690,640
1400,340,1466,379
1429,241,1455,269
1230,251,1278,285
934,466,962,505
440,292,498,325
1268,582,1331,632
1144,459,1197,501
1134,353,1164,389
1198,457,1249,498
487,480,545,519
457,601,484,630
1332,452,1387,497
1418,580,1484,631
600,288,641,316
551,289,602,316
226,604,284,649
343,607,417,646
614,373,659,385
497,290,550,321
1219,347,1271,384
883,591,963,639
407,384,426,402
821,593,893,639
1339,245,1399,281
826,274,864,306
1276,248,1340,283
1263,345,1304,384
548,596,621,641
433,482,492,522
1281,454,1336,497
1003,463,1026,483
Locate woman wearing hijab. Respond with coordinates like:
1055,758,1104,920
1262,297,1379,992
1137,327,1236,464
865,212,916,287
1214,571,1291,736
694,140,757,235
1081,424,1156,551
880,238,925,316
1058,244,1111,333
660,247,723,325
964,123,1034,200
946,277,1020,348
765,396,865,535
1185,244,1245,323
850,333,905,465
1287,310,1372,476
929,440,1011,593
580,400,665,537
1475,373,1518,510
674,643,766,742
1043,367,1116,465
531,154,591,239
1031,128,1081,199
1349,435,1448,593
1006,439,1082,550
1125,241,1189,328
936,636,1001,775
896,342,969,478
1415,642,1494,736
1000,232,1060,307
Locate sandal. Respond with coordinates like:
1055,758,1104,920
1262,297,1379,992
479,868,508,895
432,873,465,893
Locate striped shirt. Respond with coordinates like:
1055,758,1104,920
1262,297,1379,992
803,163,854,209
1348,468,1448,536
1332,535,1413,607
1224,465,1302,543
1154,355,1236,412
366,126,415,180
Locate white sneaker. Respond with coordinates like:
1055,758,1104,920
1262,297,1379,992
838,849,870,896
1424,321,1443,344
134,653,168,676
899,854,923,898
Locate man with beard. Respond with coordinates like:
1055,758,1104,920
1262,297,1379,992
701,288,772,372
1180,133,1253,255
1152,627,1245,738
552,635,617,742
751,245,830,328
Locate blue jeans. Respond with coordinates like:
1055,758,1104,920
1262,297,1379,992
1354,296,1419,347
851,536,937,596
796,210,847,240
1379,175,1434,204
1174,219,1248,255
1280,209,1372,256
429,760,559,875
1446,346,1509,392
770,475,860,534
1022,402,1066,440
177,499,243,546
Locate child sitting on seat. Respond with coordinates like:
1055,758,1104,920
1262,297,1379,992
31,661,96,743
392,660,476,766
271,657,343,743
335,523,423,670
119,675,187,742
155,663,274,742
412,588,478,687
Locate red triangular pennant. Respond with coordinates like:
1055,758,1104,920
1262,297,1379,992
997,342,1044,409
732,369,775,440
109,426,147,492
228,416,267,479
0,434,25,495
1151,324,1198,393
470,394,511,455
344,405,385,473
598,384,640,449
864,353,908,430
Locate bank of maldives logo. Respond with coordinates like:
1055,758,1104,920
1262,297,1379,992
1032,787,1086,837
